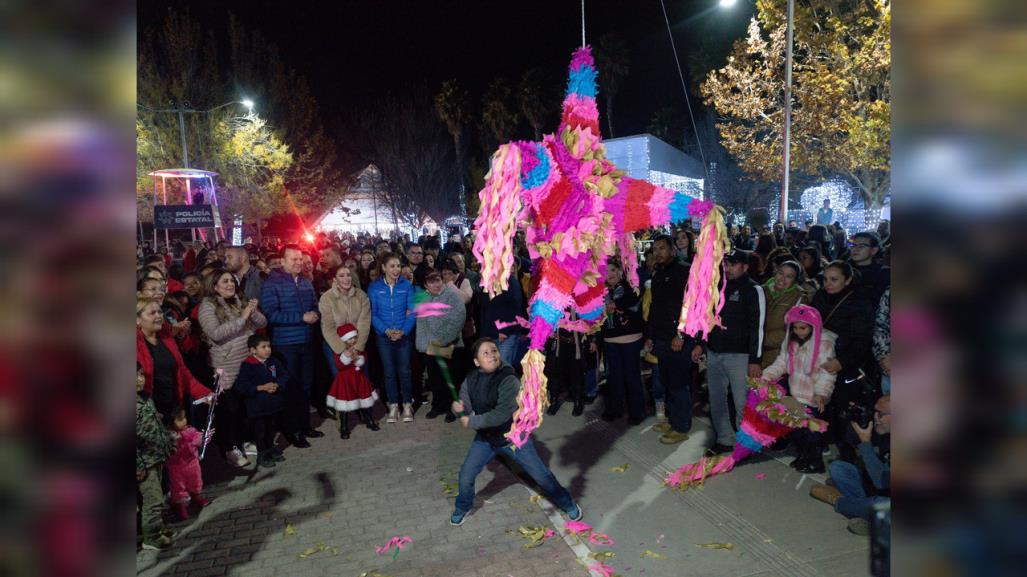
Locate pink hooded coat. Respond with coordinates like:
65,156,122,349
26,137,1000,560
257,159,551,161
761,305,838,407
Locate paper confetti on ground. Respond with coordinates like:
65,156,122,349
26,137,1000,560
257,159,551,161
755,473,768,480
375,536,413,559
564,520,593,534
529,495,542,504
588,551,616,563
590,561,617,577
589,532,616,547
284,524,295,536
298,541,338,559
358,572,391,577
696,542,734,550
439,473,459,497
506,525,556,549
641,550,668,560
609,463,630,473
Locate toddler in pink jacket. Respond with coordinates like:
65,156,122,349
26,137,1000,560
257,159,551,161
165,406,210,520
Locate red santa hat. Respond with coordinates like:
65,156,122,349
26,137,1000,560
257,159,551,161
337,323,359,342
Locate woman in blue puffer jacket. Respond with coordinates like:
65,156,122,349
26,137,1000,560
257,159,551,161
367,252,416,423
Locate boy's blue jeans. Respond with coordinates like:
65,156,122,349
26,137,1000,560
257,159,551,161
829,459,889,520
454,435,575,515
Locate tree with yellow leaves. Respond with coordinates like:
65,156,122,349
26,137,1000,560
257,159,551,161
702,0,890,218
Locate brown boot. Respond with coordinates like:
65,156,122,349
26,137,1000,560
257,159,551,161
809,484,842,506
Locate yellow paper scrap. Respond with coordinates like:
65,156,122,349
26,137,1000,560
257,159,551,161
609,463,630,473
506,525,555,549
529,495,542,504
298,541,335,559
284,524,296,536
696,542,734,551
588,551,616,562
441,482,459,497
641,549,668,559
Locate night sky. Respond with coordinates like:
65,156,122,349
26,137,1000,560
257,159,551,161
139,0,753,155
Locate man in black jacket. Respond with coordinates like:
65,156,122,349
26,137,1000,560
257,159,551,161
847,231,890,310
645,235,694,444
694,249,766,453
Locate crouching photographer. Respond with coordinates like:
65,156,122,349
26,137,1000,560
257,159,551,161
810,394,890,536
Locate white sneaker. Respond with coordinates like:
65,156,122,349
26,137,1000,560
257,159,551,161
242,442,257,456
387,404,399,424
402,403,414,422
227,448,249,468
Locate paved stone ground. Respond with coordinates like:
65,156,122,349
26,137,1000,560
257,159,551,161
138,396,873,577
137,408,588,577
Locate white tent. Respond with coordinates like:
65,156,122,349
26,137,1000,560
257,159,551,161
312,165,424,236
603,134,705,200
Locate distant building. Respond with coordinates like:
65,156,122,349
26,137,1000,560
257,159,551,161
313,164,430,237
603,134,705,201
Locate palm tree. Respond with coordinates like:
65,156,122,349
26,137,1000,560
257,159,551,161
481,78,519,149
646,106,689,151
518,67,555,141
594,32,631,138
434,79,471,219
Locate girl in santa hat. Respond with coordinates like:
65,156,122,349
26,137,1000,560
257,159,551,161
326,323,380,439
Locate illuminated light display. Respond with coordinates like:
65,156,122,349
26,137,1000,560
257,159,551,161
603,134,705,208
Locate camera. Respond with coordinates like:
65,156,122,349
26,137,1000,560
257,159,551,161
841,402,874,429
840,369,878,428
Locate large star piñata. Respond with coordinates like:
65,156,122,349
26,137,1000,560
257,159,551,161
473,46,730,447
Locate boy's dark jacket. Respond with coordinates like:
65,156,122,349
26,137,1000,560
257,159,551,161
459,363,520,448
235,355,289,417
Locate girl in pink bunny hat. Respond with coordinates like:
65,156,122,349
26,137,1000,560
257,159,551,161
761,304,837,473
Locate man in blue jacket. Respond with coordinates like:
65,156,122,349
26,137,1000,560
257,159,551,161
260,244,324,447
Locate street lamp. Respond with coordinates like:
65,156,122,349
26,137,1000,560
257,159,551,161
721,0,792,225
137,99,256,168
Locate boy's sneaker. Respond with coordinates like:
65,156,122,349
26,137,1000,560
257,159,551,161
257,451,277,468
402,403,414,422
659,430,690,444
243,442,258,456
387,404,399,424
450,510,468,526
141,533,173,551
227,448,249,468
563,503,583,521
846,518,871,536
652,422,673,434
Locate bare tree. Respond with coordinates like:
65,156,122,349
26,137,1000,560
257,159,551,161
361,93,461,229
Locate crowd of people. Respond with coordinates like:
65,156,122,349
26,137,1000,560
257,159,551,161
136,217,890,549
